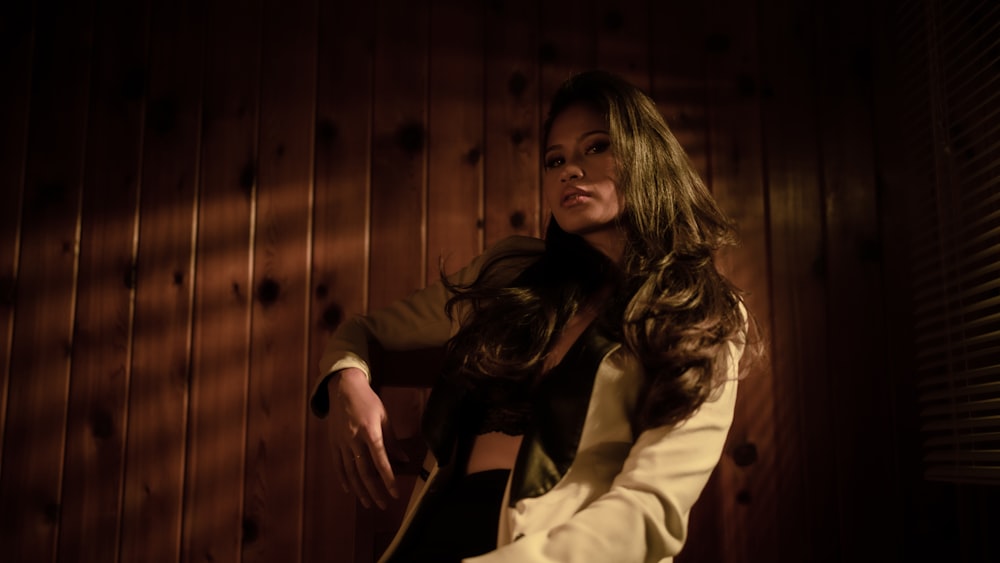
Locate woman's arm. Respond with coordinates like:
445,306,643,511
470,322,746,563
310,235,545,416
311,236,544,509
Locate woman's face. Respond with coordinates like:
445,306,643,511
543,103,624,260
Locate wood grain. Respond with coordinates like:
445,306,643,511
58,1,147,561
702,0,777,561
870,2,942,558
428,0,485,278
595,0,650,91
816,0,894,559
0,1,92,560
539,0,597,110
303,0,373,560
182,0,260,561
484,0,541,245
119,0,203,560
649,1,710,183
242,0,316,561
758,1,837,562
0,0,34,475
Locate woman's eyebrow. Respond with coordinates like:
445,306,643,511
545,129,610,153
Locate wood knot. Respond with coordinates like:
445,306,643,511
465,146,481,166
321,303,343,330
508,71,527,97
732,442,758,467
43,502,60,524
316,118,338,146
315,284,328,299
239,159,256,192
90,409,115,439
395,121,426,155
510,128,529,146
256,277,280,305
242,517,259,544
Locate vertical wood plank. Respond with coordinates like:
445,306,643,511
595,0,650,91
182,0,260,561
649,1,710,183
539,0,597,107
242,0,316,561
816,1,894,560
427,0,485,277
757,1,836,562
0,0,34,471
871,2,944,559
303,1,373,561
701,1,778,562
119,0,203,560
58,1,147,562
368,1,429,559
369,0,428,311
484,0,540,245
0,0,92,560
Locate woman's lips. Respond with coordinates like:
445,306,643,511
561,187,590,207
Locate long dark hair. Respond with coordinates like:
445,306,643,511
443,70,748,431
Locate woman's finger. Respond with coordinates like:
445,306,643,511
341,446,372,509
370,421,401,500
355,443,389,510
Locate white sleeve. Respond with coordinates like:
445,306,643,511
309,236,544,416
468,326,745,563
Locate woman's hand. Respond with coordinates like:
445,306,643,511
326,368,407,509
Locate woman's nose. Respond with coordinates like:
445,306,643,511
560,160,584,182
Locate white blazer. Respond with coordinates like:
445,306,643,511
310,236,744,563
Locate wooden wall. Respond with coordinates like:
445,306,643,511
0,0,959,561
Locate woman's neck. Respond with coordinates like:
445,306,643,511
581,230,625,265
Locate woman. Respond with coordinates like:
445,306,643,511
310,70,750,562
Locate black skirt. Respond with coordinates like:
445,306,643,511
387,468,511,562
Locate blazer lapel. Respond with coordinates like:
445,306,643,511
509,324,619,505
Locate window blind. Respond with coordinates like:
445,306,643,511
905,0,1000,484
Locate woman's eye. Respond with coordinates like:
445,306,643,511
586,140,610,154
545,156,564,169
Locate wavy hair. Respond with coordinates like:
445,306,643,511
443,70,750,431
